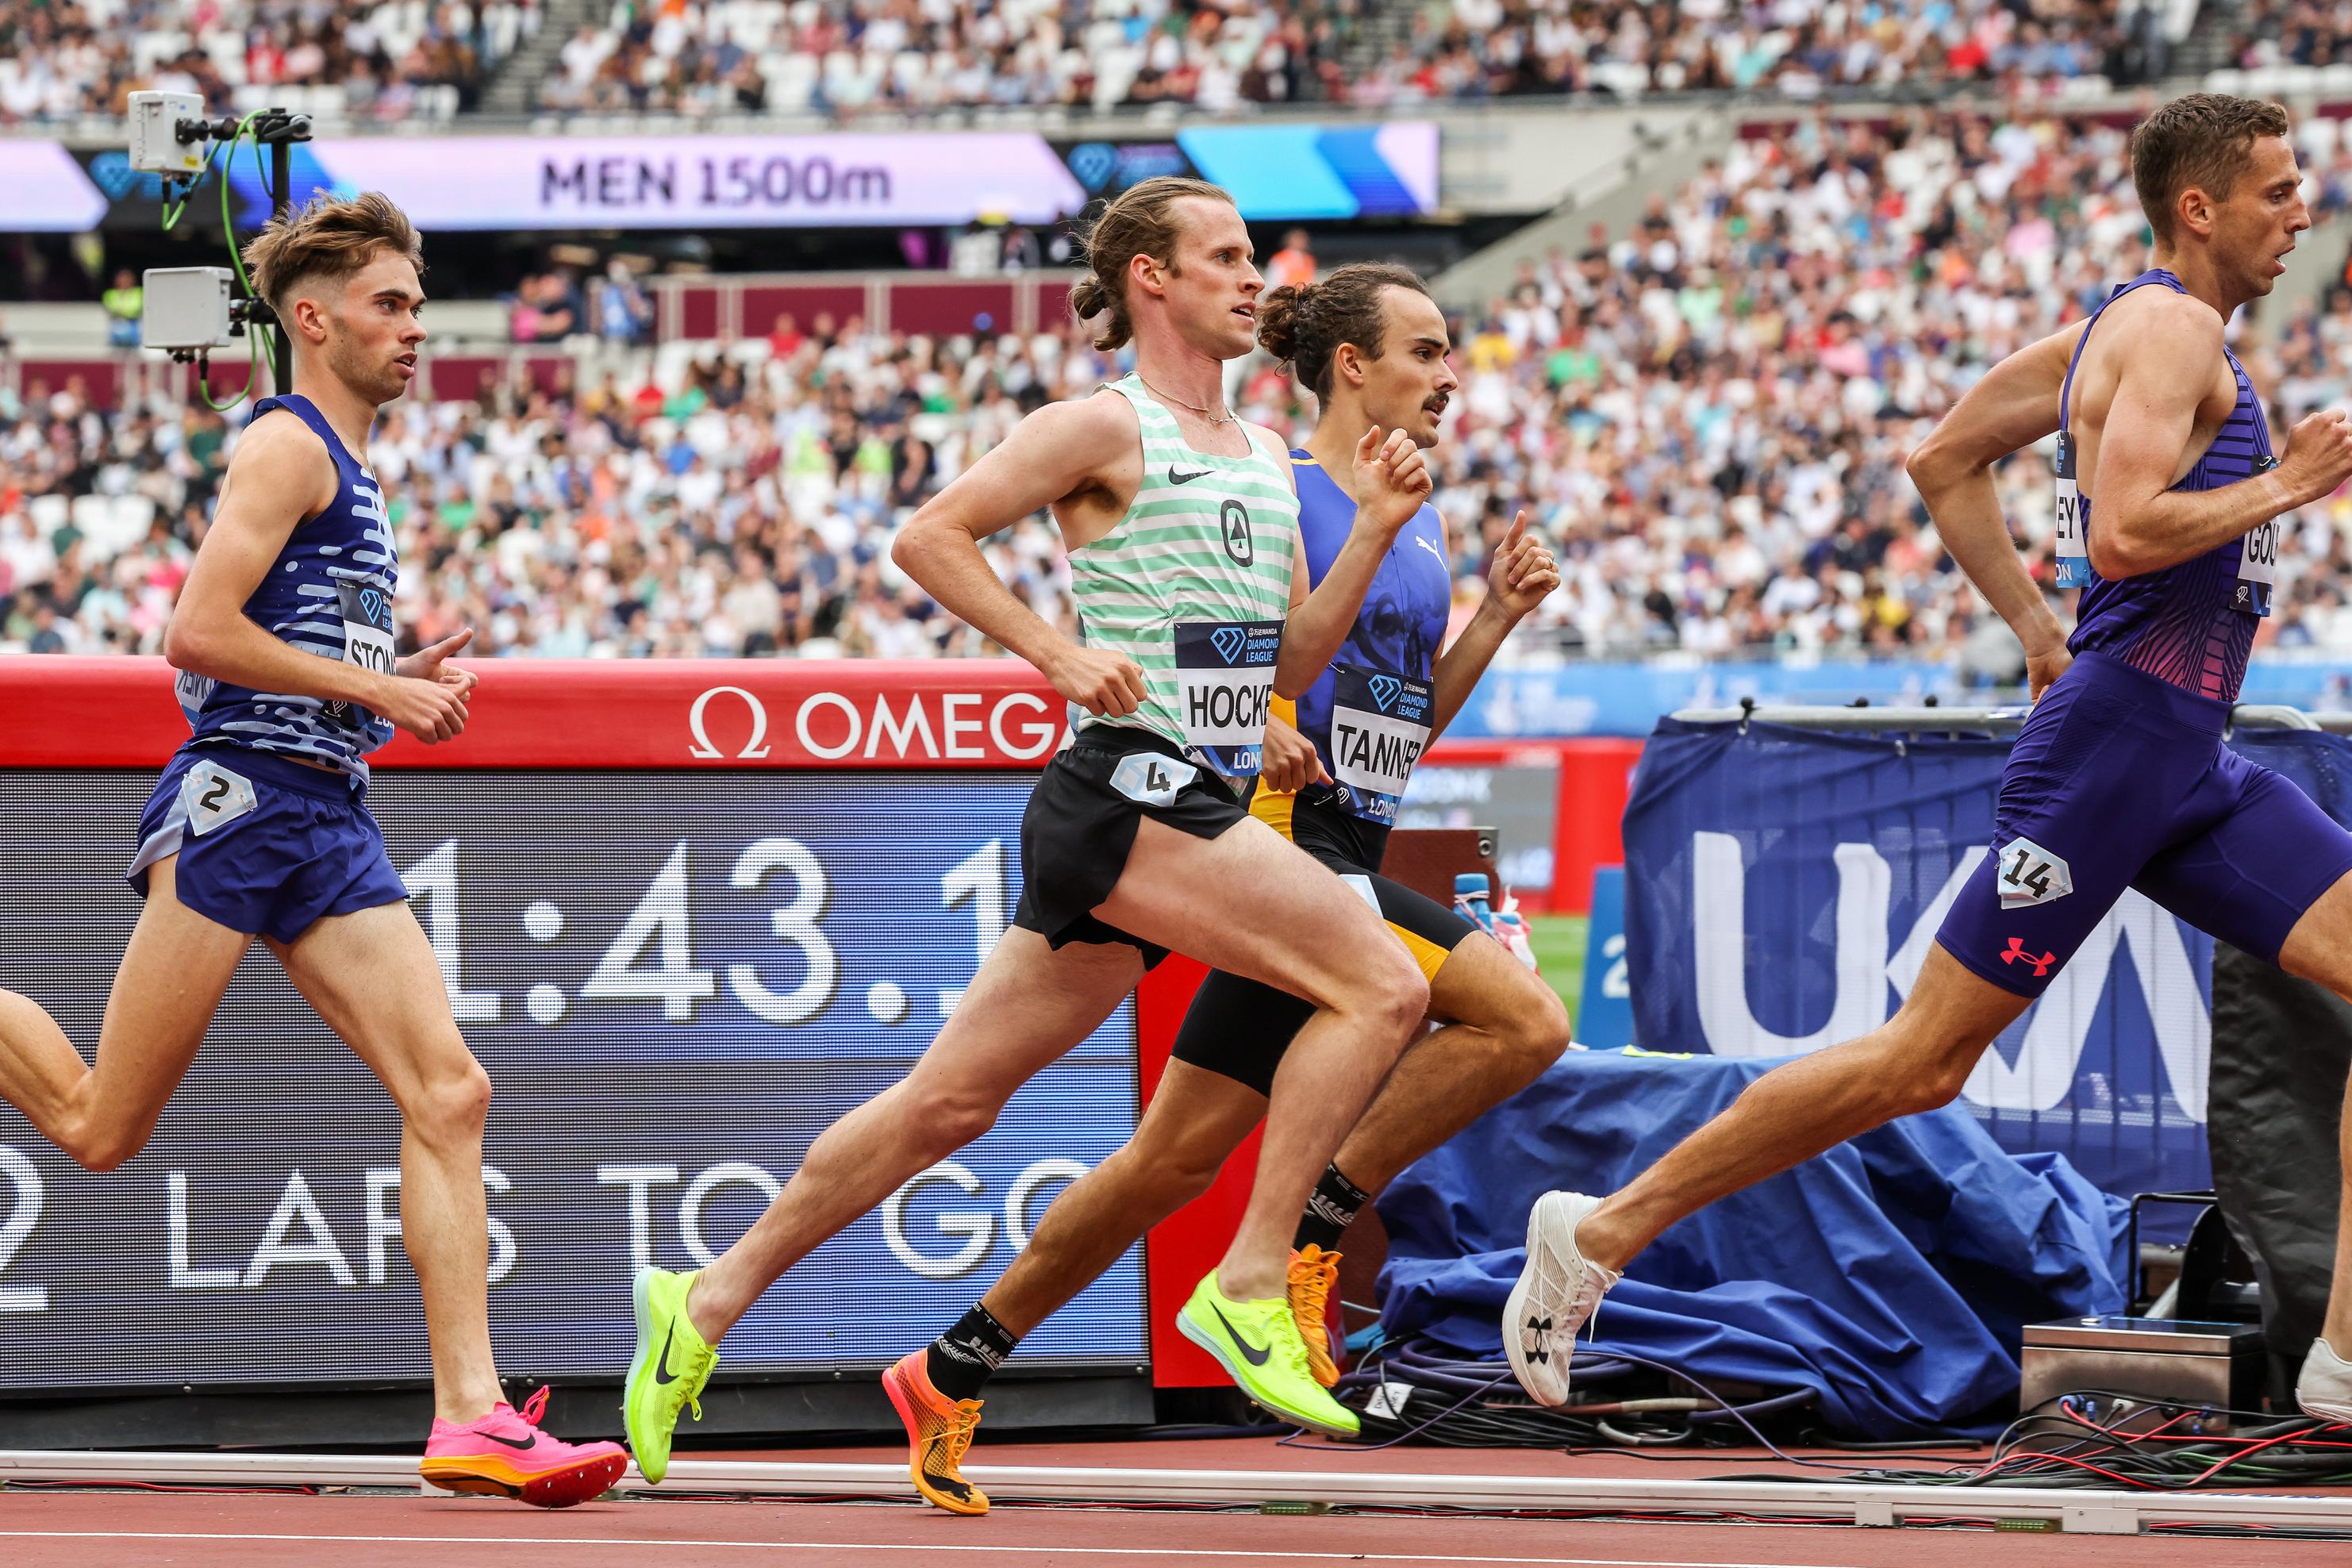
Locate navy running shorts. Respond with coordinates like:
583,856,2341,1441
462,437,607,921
126,745,410,944
1938,650,2352,998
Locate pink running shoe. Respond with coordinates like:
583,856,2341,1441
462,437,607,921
421,1386,628,1508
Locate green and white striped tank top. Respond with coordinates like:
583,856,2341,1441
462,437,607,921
1070,374,1300,777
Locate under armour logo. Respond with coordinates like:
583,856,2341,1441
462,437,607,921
2000,937,2056,978
1367,674,1401,713
1210,626,1247,664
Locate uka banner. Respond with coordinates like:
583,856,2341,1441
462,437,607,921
1622,717,2352,1198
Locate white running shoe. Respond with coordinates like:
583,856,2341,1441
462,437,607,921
1503,1190,1621,1407
2299,1338,2352,1424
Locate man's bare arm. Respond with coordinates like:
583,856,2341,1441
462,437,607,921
1275,426,1429,696
165,416,378,705
1904,322,2080,671
892,394,1146,717
163,412,469,742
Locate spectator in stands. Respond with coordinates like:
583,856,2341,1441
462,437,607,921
1266,229,1318,291
596,261,652,346
766,313,805,360
102,270,143,351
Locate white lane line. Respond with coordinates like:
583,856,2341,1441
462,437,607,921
0,1531,1865,1568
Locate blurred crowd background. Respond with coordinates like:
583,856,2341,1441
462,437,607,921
10,1,2352,681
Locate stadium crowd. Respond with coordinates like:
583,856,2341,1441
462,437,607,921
532,0,2186,117
1359,0,2173,104
11,108,2352,670
534,0,1365,117
2230,0,2352,70
0,0,531,123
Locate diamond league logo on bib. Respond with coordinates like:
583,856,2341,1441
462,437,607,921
1174,619,1282,774
1328,664,1434,824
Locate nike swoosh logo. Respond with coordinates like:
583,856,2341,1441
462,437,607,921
1210,1303,1272,1366
1168,466,1213,485
653,1321,683,1385
475,1428,540,1451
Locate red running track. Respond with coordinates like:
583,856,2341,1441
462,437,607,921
5,1434,2348,1568
1,1489,2339,1568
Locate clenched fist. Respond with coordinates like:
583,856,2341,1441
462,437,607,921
2281,407,2352,509
1351,425,1433,539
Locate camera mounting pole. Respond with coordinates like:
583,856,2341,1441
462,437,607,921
167,109,310,394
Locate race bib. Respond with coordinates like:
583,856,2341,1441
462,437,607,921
1326,664,1435,824
1173,619,1282,775
338,579,397,678
1997,836,2074,908
2235,455,2280,617
173,667,216,725
180,759,257,838
2235,519,2279,616
1109,751,1199,807
2052,432,2092,590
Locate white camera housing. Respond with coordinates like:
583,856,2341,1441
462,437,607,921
141,268,238,352
128,90,207,175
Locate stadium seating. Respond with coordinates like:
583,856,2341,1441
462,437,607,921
1355,0,2167,102
533,0,1361,117
9,107,2352,663
0,0,535,123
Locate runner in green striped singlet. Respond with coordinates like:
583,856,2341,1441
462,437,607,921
617,179,1438,1489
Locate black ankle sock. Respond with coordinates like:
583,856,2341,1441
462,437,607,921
925,1302,1020,1402
1293,1163,1373,1254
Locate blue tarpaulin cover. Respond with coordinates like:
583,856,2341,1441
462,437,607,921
1376,1049,2131,1437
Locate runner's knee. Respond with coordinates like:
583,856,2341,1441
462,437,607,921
1135,1122,1238,1210
1335,942,1428,1041
900,1082,1005,1157
1499,982,1573,1084
401,1057,493,1144
1871,1028,1981,1117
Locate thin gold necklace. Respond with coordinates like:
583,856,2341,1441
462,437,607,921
1138,373,1233,429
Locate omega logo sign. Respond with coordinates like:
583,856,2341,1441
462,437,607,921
687,686,772,759
689,686,1064,763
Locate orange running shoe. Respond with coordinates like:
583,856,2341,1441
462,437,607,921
420,1387,628,1508
1289,1245,1343,1388
882,1349,989,1516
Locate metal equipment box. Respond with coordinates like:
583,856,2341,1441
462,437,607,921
2021,1316,2266,1430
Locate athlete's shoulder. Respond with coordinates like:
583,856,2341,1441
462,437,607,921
2105,285,2227,354
222,406,338,493
1010,386,1140,464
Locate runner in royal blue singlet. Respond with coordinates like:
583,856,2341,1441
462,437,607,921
1499,95,2352,1428
0,193,624,1502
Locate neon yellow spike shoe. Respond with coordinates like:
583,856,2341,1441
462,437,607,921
624,1266,720,1485
1176,1270,1359,1437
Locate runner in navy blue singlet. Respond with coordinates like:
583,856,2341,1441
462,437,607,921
0,194,624,1501
1500,97,2352,1428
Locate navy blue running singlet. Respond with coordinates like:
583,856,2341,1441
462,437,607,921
175,394,399,778
2054,268,2278,701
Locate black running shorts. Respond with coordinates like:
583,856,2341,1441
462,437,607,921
1010,724,1252,969
1166,795,1478,1097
